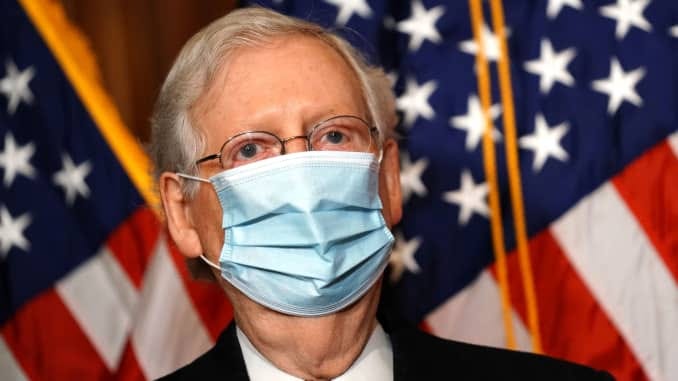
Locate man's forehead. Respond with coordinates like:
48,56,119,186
192,34,367,131
216,35,358,90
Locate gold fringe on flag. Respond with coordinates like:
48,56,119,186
468,0,543,353
19,0,159,211
489,0,542,354
468,0,517,350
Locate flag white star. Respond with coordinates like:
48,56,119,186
0,206,31,258
591,57,645,115
389,232,422,283
599,0,652,40
0,59,35,115
458,24,509,62
400,153,428,203
396,0,445,52
0,133,36,187
323,0,372,26
53,153,92,205
519,114,569,172
450,95,502,152
386,70,398,87
524,39,576,94
546,0,583,19
443,170,489,226
396,77,437,128
670,25,678,38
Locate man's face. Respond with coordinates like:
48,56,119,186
162,35,402,324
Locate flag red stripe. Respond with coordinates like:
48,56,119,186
106,207,162,289
1,289,111,380
113,342,147,381
502,231,647,381
418,320,433,334
612,140,678,284
165,240,233,341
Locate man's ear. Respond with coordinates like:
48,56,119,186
159,172,203,258
379,138,402,227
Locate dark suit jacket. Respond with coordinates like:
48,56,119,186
158,322,614,380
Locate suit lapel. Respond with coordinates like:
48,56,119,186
214,322,250,380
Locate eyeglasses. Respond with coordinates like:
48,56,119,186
195,115,379,170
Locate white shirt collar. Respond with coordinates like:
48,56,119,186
236,323,393,381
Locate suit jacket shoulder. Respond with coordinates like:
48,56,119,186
156,323,249,381
390,325,615,381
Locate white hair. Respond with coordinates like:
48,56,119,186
150,6,397,195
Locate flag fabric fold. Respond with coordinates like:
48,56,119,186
0,0,232,379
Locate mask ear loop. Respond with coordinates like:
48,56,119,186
176,173,211,183
200,254,222,270
175,173,222,270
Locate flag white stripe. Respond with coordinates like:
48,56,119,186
132,237,213,379
668,131,678,159
56,247,138,370
425,269,532,351
551,182,678,381
0,336,28,381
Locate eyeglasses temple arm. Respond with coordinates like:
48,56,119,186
176,173,211,183
196,154,220,165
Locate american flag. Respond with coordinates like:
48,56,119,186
0,0,232,379
249,1,677,380
1,0,677,380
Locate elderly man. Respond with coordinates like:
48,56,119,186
151,7,613,381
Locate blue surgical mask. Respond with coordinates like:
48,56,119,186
178,151,394,316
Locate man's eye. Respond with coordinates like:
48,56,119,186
239,143,259,158
325,130,344,144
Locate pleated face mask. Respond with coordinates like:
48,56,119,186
178,151,394,316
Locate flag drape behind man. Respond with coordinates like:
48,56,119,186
2,1,677,380
0,0,232,379
249,1,678,380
